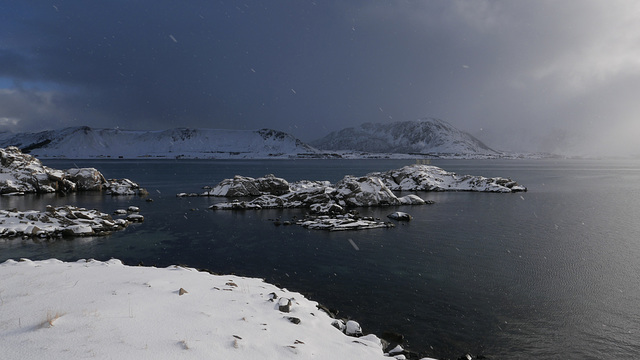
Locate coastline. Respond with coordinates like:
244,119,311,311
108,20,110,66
0,258,431,360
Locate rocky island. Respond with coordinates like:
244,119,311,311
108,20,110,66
0,147,146,238
0,146,145,196
178,164,526,230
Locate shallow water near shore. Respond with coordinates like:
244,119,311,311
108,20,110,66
2,158,640,359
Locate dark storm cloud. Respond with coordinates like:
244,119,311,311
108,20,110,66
1,1,640,155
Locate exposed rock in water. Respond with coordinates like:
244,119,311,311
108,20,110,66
0,206,136,238
64,168,108,191
297,213,394,231
200,164,524,214
387,211,413,221
186,163,527,232
0,146,147,196
369,164,527,192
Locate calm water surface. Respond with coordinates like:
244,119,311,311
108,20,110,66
2,159,640,359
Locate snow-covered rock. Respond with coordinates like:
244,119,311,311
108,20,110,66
398,194,428,205
209,175,409,211
311,118,498,156
64,167,108,191
334,176,400,207
107,178,141,195
297,213,394,231
0,206,134,238
204,174,290,197
345,320,363,337
205,164,525,214
0,126,322,159
369,164,527,193
1,146,74,194
0,147,147,195
387,212,413,221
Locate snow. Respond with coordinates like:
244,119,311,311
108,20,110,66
310,118,499,156
1,125,558,160
0,258,395,360
0,127,321,159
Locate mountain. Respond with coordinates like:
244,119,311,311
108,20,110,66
0,126,321,159
310,118,499,156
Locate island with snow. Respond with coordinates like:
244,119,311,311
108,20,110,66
178,164,526,231
1,147,147,237
0,146,145,196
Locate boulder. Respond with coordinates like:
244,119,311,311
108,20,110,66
254,174,290,195
278,297,292,312
387,212,413,221
345,320,363,337
335,175,400,207
107,178,140,195
64,168,108,191
398,194,428,205
208,175,261,197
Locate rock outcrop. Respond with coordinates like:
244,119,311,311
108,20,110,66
0,206,138,238
0,146,145,196
198,164,524,213
369,164,527,193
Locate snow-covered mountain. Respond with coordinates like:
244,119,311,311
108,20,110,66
311,118,498,156
0,127,321,159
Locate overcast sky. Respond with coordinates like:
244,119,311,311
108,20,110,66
1,1,640,156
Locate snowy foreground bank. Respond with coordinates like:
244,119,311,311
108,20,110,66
0,259,436,360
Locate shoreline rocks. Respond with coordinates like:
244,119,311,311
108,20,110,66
0,146,146,196
0,205,141,238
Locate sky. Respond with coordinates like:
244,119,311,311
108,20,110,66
1,0,640,156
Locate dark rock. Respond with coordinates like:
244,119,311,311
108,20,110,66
387,211,413,221
331,319,346,332
255,174,290,195
278,297,291,312
286,316,301,324
316,304,337,318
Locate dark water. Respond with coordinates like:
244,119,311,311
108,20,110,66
2,158,640,359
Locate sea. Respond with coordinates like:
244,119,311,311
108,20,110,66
2,158,640,359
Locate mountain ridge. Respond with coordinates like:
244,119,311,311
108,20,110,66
0,126,321,159
310,118,498,156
